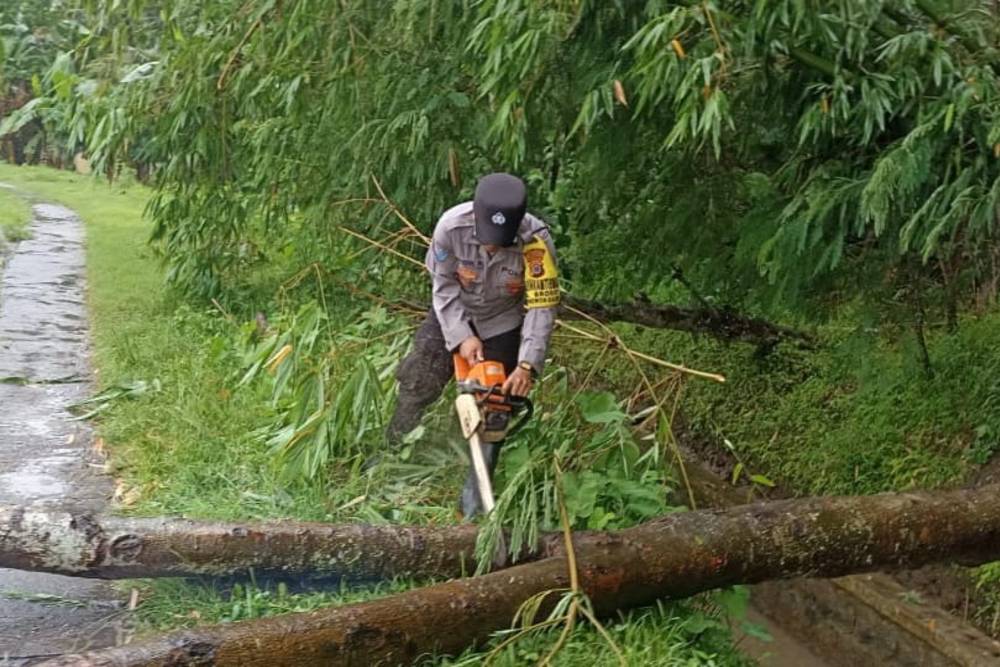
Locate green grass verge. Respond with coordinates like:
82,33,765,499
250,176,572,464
0,164,339,521
676,316,995,495
0,184,31,245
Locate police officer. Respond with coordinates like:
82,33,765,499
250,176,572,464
386,173,559,517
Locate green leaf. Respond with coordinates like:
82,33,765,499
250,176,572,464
447,92,470,108
401,425,425,445
749,473,776,488
717,586,750,620
561,470,603,522
740,620,773,642
683,612,721,635
576,391,626,424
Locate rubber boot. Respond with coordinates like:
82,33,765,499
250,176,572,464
459,441,502,520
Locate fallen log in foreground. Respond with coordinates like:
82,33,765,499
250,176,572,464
40,484,1000,667
0,506,552,581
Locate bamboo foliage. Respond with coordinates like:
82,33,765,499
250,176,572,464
8,1,1000,317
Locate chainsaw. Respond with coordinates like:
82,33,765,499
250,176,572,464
452,354,533,515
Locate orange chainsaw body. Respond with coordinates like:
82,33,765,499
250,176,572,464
453,354,519,442
454,356,508,402
452,354,505,385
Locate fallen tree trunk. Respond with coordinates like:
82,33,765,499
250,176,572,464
41,484,1000,667
399,294,813,349
559,294,815,349
0,505,555,581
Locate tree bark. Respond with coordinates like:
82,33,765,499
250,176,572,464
396,295,813,349
39,483,1000,667
0,505,554,581
559,294,815,350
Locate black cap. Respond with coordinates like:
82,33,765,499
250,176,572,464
473,173,526,247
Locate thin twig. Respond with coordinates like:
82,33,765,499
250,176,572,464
571,341,613,403
344,210,404,261
664,379,697,509
539,462,581,666
338,226,425,268
483,617,564,665
330,274,425,316
577,604,627,666
556,462,579,593
551,332,602,341
371,175,431,245
702,1,727,60
561,303,727,382
210,297,237,326
556,319,725,384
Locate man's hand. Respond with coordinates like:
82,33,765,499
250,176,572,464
502,367,533,397
459,336,484,366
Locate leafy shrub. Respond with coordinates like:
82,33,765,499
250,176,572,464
476,376,680,568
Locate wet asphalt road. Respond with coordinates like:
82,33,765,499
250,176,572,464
0,200,123,663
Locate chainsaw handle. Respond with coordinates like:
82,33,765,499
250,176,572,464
452,353,471,382
504,395,533,438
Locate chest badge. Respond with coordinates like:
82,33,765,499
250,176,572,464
456,265,479,289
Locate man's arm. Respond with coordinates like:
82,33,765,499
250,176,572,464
427,224,474,352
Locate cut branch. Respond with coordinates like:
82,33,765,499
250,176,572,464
40,483,1000,666
559,294,815,350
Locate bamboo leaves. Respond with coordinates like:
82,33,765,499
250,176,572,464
18,0,1000,327
239,303,405,480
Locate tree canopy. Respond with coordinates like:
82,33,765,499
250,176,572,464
6,1,1000,324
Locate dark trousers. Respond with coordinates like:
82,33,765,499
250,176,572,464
386,310,520,443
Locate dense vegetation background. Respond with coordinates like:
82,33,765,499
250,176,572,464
7,0,1000,661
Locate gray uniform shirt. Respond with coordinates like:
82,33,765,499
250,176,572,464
426,201,557,372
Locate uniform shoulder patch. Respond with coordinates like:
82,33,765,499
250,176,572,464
522,234,560,309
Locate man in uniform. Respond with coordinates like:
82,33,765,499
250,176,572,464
386,172,560,517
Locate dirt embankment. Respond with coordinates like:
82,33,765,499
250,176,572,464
677,421,1000,666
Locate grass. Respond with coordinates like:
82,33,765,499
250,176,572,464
436,599,754,666
0,184,31,246
0,164,358,521
555,311,992,498
132,577,419,632
134,577,752,667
